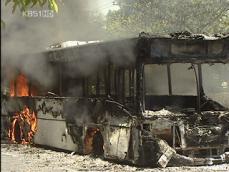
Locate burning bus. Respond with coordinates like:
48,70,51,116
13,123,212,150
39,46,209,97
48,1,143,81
1,32,229,167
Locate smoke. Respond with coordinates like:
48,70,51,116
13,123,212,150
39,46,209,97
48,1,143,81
1,0,137,95
49,38,137,97
58,38,137,78
63,99,100,126
1,0,111,91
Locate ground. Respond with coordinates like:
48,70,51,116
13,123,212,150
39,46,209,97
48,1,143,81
1,143,229,172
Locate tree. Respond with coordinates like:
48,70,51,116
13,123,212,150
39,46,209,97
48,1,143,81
4,0,58,13
106,0,229,37
1,0,59,27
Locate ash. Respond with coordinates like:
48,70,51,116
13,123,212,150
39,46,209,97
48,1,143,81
1,143,229,172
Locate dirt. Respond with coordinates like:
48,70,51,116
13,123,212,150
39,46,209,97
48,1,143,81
1,143,229,172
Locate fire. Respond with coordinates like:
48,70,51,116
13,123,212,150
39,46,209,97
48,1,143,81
8,106,37,144
8,72,38,144
10,73,37,97
84,128,99,154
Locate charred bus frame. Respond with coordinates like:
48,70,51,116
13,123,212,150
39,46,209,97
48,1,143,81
1,33,229,167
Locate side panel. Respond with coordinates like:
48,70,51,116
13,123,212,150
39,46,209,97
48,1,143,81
34,119,78,151
34,98,78,151
103,115,132,160
106,127,130,159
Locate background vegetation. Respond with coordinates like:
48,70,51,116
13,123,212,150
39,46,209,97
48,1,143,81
106,0,229,37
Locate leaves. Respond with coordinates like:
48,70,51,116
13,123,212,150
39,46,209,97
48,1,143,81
107,0,229,37
2,0,59,27
48,0,58,12
3,0,59,13
31,0,38,7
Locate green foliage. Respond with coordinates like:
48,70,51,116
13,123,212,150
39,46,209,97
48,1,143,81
3,0,59,13
48,0,58,12
107,0,229,37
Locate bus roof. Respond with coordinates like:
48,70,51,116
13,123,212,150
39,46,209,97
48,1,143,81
42,33,229,64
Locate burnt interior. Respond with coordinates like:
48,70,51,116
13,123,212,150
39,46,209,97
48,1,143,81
145,95,196,111
1,34,229,167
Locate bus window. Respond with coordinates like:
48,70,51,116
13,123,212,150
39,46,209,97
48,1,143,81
115,69,125,102
202,64,229,108
62,63,84,97
124,70,130,97
124,68,136,105
108,65,135,104
170,64,196,95
87,68,107,97
88,75,97,96
130,68,136,98
109,65,116,96
97,69,106,95
62,78,83,97
144,64,169,95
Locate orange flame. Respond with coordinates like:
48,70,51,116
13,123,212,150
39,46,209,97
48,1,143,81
8,72,38,144
8,106,37,144
10,73,37,97
84,128,99,154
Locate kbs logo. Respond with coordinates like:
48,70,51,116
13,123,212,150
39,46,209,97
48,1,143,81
22,10,54,18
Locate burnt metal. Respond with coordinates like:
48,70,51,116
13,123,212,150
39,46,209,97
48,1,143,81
1,33,229,168
191,64,201,114
167,64,172,95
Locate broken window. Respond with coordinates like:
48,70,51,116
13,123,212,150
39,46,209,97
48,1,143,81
125,70,130,97
115,68,125,102
62,63,84,97
124,68,136,106
6,65,59,97
106,65,124,101
202,64,229,108
170,63,197,95
86,67,107,97
109,64,116,96
144,63,198,110
108,64,136,105
130,68,136,98
62,78,84,97
144,64,169,95
87,75,97,96
97,69,106,95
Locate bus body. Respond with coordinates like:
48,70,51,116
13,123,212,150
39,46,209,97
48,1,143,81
1,33,229,167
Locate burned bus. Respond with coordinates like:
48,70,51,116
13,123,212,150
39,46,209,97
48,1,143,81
1,33,229,167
